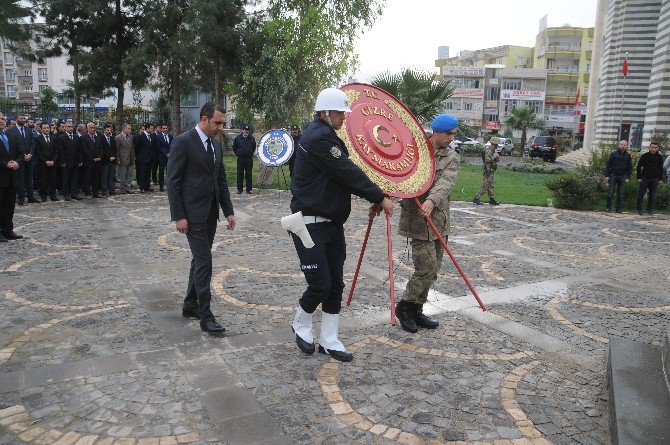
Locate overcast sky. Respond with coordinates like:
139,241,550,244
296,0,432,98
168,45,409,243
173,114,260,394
352,0,598,81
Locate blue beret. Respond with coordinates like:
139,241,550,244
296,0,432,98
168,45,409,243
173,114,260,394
431,114,458,132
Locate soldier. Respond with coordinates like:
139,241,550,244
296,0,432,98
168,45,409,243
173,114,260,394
395,114,460,334
473,136,500,205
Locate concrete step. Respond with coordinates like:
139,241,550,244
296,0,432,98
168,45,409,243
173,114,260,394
557,147,593,167
608,336,670,445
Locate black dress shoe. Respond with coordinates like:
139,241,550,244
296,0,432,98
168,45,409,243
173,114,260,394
17,199,24,206
318,345,353,362
237,190,243,194
146,188,154,192
182,309,201,319
0,235,7,243
28,197,39,203
291,327,315,354
2,231,23,240
50,195,60,202
201,319,226,335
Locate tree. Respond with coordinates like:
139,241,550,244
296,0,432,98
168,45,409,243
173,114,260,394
504,107,545,154
0,1,33,43
371,69,454,125
38,86,59,118
78,0,148,129
236,0,383,128
34,0,91,123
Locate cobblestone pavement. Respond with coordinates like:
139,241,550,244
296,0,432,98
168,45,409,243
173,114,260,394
1,187,668,445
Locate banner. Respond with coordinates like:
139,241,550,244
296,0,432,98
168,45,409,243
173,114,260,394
501,90,546,100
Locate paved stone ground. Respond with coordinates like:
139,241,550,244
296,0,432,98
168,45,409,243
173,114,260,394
1,186,668,445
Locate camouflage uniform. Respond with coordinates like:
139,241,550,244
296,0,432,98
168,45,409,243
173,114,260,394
398,145,460,304
474,147,499,201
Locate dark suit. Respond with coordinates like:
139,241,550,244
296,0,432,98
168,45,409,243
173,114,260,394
79,132,102,196
7,124,35,202
150,131,159,184
134,132,154,191
167,128,234,322
35,133,59,199
0,130,23,233
100,133,118,195
155,132,172,188
57,132,80,198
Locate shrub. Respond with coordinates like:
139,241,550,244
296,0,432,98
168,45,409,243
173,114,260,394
462,144,484,156
546,172,600,209
508,163,564,174
655,183,670,210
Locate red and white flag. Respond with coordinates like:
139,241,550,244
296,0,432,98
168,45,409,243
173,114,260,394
622,56,628,77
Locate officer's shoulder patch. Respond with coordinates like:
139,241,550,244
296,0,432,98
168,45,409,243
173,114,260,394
330,146,342,158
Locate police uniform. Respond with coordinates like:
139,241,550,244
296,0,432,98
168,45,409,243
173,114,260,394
474,141,500,205
290,115,384,361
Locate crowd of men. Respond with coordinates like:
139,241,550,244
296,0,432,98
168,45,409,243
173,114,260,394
7,113,174,204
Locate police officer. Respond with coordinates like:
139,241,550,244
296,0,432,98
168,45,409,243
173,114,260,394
232,125,256,194
473,136,500,205
290,87,394,362
395,114,461,333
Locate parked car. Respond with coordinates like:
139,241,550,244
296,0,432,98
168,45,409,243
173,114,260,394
485,137,513,156
461,137,480,146
529,135,558,162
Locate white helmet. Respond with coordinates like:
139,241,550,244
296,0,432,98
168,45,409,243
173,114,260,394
314,88,351,112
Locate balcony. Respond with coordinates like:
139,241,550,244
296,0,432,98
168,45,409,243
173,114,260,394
545,45,581,58
583,73,591,83
547,68,579,80
546,91,578,102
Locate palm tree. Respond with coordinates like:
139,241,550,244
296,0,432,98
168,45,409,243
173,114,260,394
371,69,453,125
505,107,545,154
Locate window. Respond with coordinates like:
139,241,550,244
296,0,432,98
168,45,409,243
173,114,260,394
463,78,481,89
4,69,14,81
503,100,518,113
39,85,48,92
445,100,461,111
586,64,591,73
517,57,526,66
38,68,47,81
23,85,33,92
525,100,542,114
503,79,522,90
464,102,473,111
450,78,463,88
3,52,13,65
23,70,32,77
523,79,545,91
485,87,500,101
6,85,16,97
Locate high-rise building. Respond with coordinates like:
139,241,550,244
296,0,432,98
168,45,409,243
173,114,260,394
585,0,669,150
533,17,594,141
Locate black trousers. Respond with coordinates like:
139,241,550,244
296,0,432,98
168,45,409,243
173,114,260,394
637,178,659,213
62,165,79,197
16,159,35,200
37,164,57,198
0,183,17,232
151,152,158,183
158,156,168,187
137,161,152,191
291,221,346,314
236,157,253,192
183,201,219,322
84,164,101,196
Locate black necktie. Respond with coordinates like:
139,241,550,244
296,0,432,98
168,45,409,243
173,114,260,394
206,138,214,166
69,133,73,140
20,127,24,138
46,136,49,144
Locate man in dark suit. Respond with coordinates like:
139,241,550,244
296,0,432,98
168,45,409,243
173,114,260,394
79,122,102,198
0,112,24,242
167,102,236,335
100,123,118,197
150,124,160,186
35,122,60,202
134,123,154,193
8,113,37,205
155,124,171,191
57,121,82,201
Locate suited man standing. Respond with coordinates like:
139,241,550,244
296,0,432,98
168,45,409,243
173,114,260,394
115,123,135,194
155,123,171,191
232,125,255,194
167,102,236,335
134,123,154,193
0,112,24,242
35,122,60,202
100,123,118,196
8,113,37,205
57,122,81,201
79,122,102,199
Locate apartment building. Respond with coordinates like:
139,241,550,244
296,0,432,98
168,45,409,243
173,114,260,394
533,17,594,140
585,0,669,149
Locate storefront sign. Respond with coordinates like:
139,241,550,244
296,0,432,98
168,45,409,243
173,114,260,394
442,66,485,77
485,121,501,130
501,89,546,100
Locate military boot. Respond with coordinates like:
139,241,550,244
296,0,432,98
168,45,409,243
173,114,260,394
489,198,500,205
414,304,439,329
395,300,418,333
473,197,483,205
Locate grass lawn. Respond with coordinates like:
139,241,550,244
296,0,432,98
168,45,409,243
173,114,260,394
222,155,555,206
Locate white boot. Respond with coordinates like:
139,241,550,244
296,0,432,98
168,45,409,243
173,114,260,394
318,312,353,362
291,306,315,354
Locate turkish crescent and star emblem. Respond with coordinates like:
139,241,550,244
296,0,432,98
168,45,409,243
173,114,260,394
336,83,435,199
